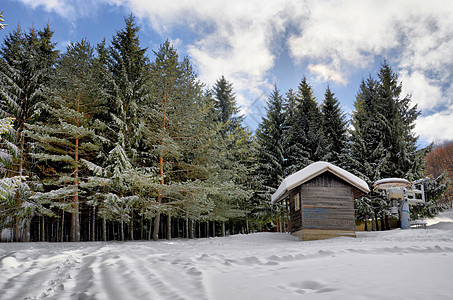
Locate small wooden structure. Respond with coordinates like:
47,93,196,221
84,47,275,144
272,162,370,241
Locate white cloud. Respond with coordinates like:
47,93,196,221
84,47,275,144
17,0,74,18
114,0,300,109
416,107,453,143
16,0,453,137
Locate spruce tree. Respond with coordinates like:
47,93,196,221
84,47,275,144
285,77,325,174
0,24,58,241
89,15,151,241
253,85,286,229
377,62,425,180
147,41,224,240
26,39,104,242
350,63,426,230
212,75,253,232
321,86,348,167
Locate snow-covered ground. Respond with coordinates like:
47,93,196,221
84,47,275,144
1,211,453,300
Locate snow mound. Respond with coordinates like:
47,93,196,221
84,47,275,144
426,209,453,227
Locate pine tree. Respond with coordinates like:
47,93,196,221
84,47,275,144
0,24,58,241
377,62,425,180
285,77,325,174
321,86,348,167
147,41,224,240
350,63,426,230
212,75,253,232
88,15,151,241
26,39,104,242
253,85,286,229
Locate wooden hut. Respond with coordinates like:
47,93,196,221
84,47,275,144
272,162,370,241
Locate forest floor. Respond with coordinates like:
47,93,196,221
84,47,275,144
1,210,453,300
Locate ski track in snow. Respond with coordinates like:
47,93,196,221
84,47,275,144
1,210,453,299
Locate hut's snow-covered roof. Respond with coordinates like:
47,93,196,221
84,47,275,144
271,161,370,203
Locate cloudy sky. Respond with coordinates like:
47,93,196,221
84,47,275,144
2,0,453,146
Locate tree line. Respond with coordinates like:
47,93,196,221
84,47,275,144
0,15,448,242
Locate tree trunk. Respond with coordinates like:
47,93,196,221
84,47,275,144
154,89,169,241
166,215,171,240
91,206,96,241
61,210,65,242
120,221,124,241
148,219,153,240
221,221,225,237
364,215,368,231
246,218,249,234
206,221,210,238
102,217,107,241
24,217,31,242
153,211,161,241
212,221,215,237
129,217,134,241
375,214,380,231
188,219,194,239
41,216,45,242
185,217,189,238
385,214,390,230
380,214,385,231
71,95,81,242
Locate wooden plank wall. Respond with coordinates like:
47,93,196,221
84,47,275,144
301,172,355,231
289,190,302,233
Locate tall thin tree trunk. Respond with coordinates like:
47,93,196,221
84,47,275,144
375,214,380,231
212,221,215,237
41,216,45,242
185,217,189,238
129,217,134,241
71,93,81,242
120,221,124,241
206,221,209,238
24,217,31,242
222,221,225,237
91,206,96,241
188,219,194,239
246,218,249,234
154,90,169,241
380,214,386,231
166,215,171,240
61,210,65,242
102,217,107,241
364,215,368,232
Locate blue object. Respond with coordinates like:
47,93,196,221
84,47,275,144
401,200,411,229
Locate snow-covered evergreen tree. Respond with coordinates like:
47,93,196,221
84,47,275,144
211,75,253,232
285,77,325,174
0,24,58,241
350,63,427,229
321,86,348,167
26,39,103,242
253,85,286,229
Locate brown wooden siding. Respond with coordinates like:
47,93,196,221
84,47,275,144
289,189,302,233
300,172,355,231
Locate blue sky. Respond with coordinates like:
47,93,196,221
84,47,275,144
2,0,453,146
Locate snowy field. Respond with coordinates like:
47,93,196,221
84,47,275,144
1,211,453,300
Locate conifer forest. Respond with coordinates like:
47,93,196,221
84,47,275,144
0,16,450,242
